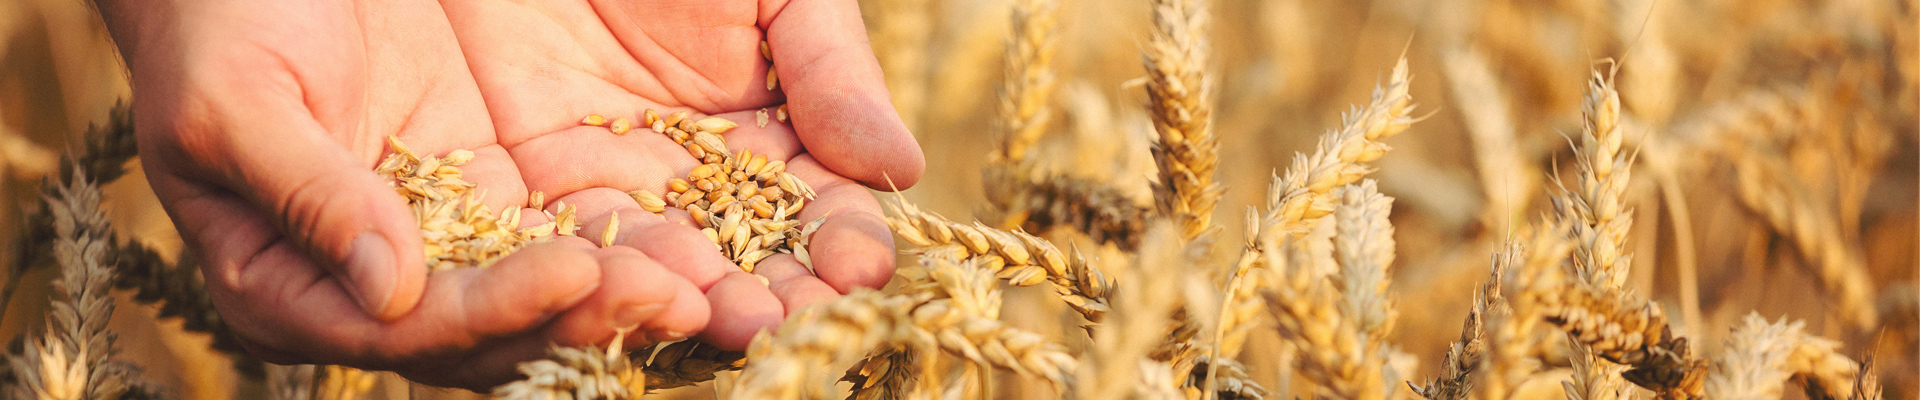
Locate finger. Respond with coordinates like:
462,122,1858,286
558,190,734,288
696,272,784,350
225,239,603,367
544,247,709,349
751,254,841,313
703,110,803,162
785,155,895,292
509,126,687,201
212,113,428,320
765,0,925,189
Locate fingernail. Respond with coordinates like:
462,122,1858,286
346,233,398,316
612,303,666,330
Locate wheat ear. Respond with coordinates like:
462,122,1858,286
1706,313,1859,400
1411,250,1508,400
886,198,1112,321
1256,181,1402,400
1077,223,1188,400
1144,0,1222,241
991,0,1060,165
1215,56,1416,359
995,172,1150,250
640,341,744,391
1562,336,1630,400
493,330,645,399
1555,69,1634,290
1726,138,1879,331
5,167,159,400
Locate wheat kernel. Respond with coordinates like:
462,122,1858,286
691,164,718,180
601,213,619,247
756,109,770,127
760,40,772,60
766,68,779,91
776,104,788,122
631,190,666,213
582,114,607,126
609,118,633,134
668,178,691,193
665,111,689,128
643,109,660,127
529,191,547,211
695,117,740,134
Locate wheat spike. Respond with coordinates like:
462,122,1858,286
1555,69,1634,290
1411,250,1507,400
886,198,1112,321
5,167,158,400
493,331,644,400
1481,223,1574,400
1077,223,1189,400
1706,313,1858,400
993,171,1150,250
1215,56,1416,359
639,341,744,391
1726,137,1879,331
1143,0,1222,242
1562,337,1631,400
991,0,1060,164
1255,181,1403,400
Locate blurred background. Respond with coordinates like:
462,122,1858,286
0,0,1913,398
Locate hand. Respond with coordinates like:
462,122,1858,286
100,0,711,389
438,0,921,348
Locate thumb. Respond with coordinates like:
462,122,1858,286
217,117,427,321
766,0,925,190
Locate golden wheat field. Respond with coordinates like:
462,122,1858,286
0,0,1915,398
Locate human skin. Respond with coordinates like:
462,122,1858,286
98,0,921,390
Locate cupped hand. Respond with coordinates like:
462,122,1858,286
439,0,919,348
101,0,711,389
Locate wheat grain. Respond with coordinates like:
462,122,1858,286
378,137,571,271
614,111,820,273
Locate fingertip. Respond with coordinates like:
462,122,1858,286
809,211,896,293
697,272,784,350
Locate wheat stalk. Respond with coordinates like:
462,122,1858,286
1144,0,1222,242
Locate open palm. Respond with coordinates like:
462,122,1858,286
106,0,728,389
440,0,920,350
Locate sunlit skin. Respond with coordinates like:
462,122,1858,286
99,0,922,390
